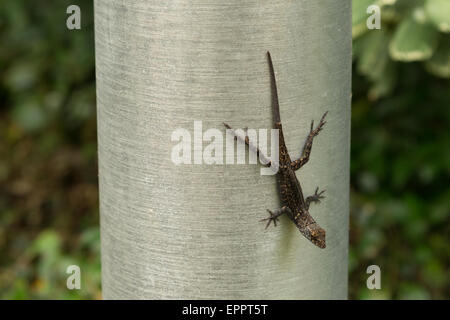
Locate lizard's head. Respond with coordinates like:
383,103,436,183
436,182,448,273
307,224,326,249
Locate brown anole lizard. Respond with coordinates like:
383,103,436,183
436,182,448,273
224,52,328,248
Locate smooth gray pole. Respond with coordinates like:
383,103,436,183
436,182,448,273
95,0,351,299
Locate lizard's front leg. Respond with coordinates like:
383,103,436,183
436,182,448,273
305,187,326,210
223,123,272,167
291,111,328,171
260,206,292,229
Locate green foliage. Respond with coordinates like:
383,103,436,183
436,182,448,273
0,1,448,300
350,62,450,299
350,0,449,300
0,0,99,299
353,0,450,100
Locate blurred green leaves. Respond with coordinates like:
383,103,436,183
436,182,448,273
353,0,450,100
1,229,101,299
12,101,48,131
0,0,95,135
351,1,450,296
351,50,450,299
425,37,450,78
425,0,450,32
0,0,99,299
389,16,439,61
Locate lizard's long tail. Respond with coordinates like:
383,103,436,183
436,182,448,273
267,52,281,125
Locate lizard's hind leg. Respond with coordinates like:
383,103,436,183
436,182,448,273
260,206,292,229
305,187,326,210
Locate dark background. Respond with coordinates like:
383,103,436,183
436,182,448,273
0,1,448,299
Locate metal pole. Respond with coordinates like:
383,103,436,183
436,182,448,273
95,0,351,299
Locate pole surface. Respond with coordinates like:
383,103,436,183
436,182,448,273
95,0,351,299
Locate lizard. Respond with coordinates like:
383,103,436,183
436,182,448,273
224,52,328,249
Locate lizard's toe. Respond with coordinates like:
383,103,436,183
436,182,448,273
260,210,279,229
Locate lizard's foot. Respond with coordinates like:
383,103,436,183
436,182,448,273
311,187,326,202
306,187,326,209
260,209,280,229
310,111,328,137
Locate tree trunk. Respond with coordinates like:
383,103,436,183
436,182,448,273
95,0,351,299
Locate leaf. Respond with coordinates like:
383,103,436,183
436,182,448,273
425,36,450,78
392,0,427,15
6,279,29,300
398,283,431,299
30,230,63,291
354,28,398,99
31,230,61,257
80,227,101,254
357,29,391,81
423,259,446,287
379,0,397,4
378,3,402,24
12,100,48,132
358,288,391,300
425,0,450,32
3,60,39,92
353,0,379,38
389,15,439,61
392,157,415,188
368,60,397,100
